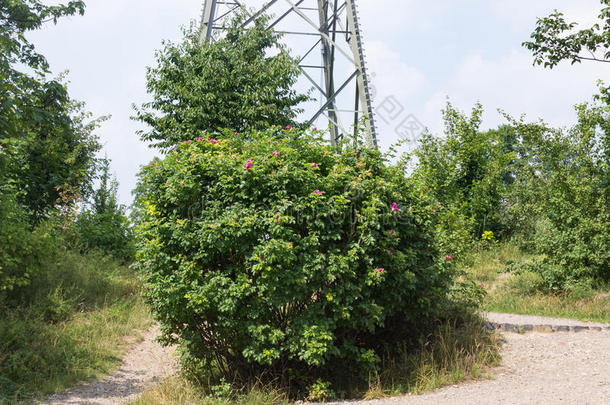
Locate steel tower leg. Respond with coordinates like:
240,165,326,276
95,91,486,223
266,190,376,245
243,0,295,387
198,0,378,148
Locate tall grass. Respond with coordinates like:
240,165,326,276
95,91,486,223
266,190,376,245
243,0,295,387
461,243,610,323
0,249,152,404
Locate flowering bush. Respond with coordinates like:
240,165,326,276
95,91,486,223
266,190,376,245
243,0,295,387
134,128,454,389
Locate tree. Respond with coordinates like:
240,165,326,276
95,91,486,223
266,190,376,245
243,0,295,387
0,0,101,222
134,14,309,151
523,0,610,67
75,158,134,262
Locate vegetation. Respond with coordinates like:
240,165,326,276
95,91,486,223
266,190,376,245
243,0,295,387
133,14,309,151
0,247,151,403
459,244,609,323
130,318,498,404
74,158,135,262
133,127,481,397
1,0,608,403
406,96,609,293
0,2,146,403
523,0,610,67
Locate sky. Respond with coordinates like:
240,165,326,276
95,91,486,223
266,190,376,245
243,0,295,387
27,0,609,205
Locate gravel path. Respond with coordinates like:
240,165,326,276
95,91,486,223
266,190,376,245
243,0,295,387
41,325,177,405
327,330,610,405
484,312,610,329
39,314,609,405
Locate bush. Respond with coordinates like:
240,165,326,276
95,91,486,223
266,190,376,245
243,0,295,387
0,191,55,292
505,102,610,289
134,129,455,393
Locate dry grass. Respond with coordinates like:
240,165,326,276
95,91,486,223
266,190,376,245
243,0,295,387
130,377,290,405
461,243,610,323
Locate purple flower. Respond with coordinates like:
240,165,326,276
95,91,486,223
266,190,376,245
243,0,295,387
422,293,428,297
259,256,263,261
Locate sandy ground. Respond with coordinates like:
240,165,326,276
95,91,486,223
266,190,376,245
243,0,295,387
40,324,177,405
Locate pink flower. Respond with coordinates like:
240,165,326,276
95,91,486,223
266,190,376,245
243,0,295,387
259,256,263,261
388,249,394,255
285,125,291,130
312,127,317,131
479,283,485,288
272,151,280,157
233,131,238,136
245,159,253,171
196,137,202,141
377,268,383,273
313,190,324,195
392,202,399,212
312,163,317,168
422,293,428,297
184,140,191,145
445,256,453,261
389,230,396,236
208,139,219,144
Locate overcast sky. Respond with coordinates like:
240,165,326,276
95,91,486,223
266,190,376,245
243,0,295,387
28,0,608,205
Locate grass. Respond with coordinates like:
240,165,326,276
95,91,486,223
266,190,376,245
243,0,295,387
129,318,499,404
0,249,152,404
460,243,610,323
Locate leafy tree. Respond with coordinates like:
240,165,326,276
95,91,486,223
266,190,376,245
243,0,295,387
504,102,609,289
1,0,101,222
134,15,309,151
75,158,134,262
523,0,610,67
407,102,515,252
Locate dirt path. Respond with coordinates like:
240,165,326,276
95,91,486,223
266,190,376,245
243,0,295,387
40,314,609,405
329,330,610,405
41,324,177,405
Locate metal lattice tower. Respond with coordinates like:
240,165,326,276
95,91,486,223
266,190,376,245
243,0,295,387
199,0,378,147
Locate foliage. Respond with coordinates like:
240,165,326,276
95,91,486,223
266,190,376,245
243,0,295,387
523,0,610,67
504,100,609,289
134,14,309,151
75,158,135,262
0,245,151,403
405,102,515,256
129,318,498,403
459,243,610,323
1,0,101,222
0,191,54,291
134,128,455,393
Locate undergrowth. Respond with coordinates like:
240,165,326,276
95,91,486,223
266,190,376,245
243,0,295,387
130,318,499,403
461,243,610,323
0,249,151,404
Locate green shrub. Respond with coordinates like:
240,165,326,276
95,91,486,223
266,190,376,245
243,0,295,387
134,129,455,392
503,271,544,296
0,191,56,292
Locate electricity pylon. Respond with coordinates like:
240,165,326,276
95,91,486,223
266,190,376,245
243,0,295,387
199,0,378,147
